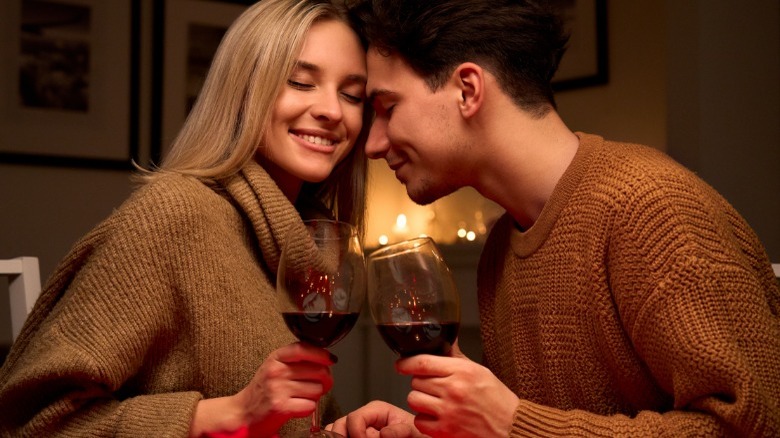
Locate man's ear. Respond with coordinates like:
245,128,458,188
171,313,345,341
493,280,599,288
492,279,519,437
453,62,484,118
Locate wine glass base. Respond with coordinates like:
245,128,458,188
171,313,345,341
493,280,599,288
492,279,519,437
289,429,345,438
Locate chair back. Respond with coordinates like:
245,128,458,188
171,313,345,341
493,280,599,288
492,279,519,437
0,257,42,341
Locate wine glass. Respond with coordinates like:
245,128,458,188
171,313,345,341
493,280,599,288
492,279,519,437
366,237,460,357
277,219,366,438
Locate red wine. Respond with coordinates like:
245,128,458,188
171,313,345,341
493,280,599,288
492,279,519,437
376,321,459,357
282,311,360,348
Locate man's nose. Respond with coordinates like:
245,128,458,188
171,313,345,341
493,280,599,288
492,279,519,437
365,119,390,159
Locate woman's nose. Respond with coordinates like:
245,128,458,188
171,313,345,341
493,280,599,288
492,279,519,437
312,90,343,122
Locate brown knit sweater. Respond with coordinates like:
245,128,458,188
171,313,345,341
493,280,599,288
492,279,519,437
0,161,338,437
478,133,780,437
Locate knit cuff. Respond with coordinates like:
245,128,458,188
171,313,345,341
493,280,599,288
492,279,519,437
116,391,202,438
510,399,570,437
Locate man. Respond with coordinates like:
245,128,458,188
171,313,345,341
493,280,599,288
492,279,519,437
329,0,780,436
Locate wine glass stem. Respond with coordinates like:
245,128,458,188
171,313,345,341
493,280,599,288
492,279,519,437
310,398,321,433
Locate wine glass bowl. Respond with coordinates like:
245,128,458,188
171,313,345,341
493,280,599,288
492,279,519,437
276,219,365,437
367,237,460,357
277,219,365,347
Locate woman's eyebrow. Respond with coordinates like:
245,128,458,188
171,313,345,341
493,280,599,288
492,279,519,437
293,60,367,85
293,60,320,73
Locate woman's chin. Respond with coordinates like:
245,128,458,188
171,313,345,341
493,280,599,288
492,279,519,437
298,171,331,184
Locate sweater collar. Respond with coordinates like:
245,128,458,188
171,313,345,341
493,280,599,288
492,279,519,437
509,132,602,257
221,160,303,274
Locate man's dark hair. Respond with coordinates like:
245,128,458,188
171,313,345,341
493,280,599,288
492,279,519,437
347,0,569,117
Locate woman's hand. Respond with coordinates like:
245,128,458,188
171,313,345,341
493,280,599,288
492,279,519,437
190,342,336,437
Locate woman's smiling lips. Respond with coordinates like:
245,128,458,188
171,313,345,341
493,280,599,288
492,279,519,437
289,129,341,151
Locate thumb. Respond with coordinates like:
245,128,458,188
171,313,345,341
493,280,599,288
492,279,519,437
450,338,468,359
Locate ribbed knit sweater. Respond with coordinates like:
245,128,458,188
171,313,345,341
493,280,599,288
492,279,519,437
478,133,780,437
0,161,338,437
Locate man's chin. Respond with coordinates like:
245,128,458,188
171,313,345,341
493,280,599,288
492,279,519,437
405,182,456,206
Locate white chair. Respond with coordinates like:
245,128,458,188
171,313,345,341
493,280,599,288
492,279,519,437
773,263,780,279
0,257,42,341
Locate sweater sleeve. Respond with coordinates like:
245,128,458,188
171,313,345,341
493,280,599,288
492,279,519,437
612,167,780,436
0,182,208,437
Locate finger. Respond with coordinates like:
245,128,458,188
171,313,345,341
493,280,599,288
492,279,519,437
326,416,350,435
344,401,405,437
286,380,331,401
450,338,467,359
283,360,334,378
281,397,319,418
344,410,370,437
396,354,455,377
379,423,419,438
409,375,445,398
413,413,439,437
274,342,338,365
406,389,440,417
265,362,334,393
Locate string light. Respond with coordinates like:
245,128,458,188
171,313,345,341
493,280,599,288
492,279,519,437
396,214,407,229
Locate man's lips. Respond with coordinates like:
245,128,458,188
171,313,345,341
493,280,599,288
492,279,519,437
387,160,404,171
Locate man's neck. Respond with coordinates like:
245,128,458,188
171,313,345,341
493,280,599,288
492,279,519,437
471,107,579,230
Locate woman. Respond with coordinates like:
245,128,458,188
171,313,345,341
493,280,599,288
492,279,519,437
0,0,369,436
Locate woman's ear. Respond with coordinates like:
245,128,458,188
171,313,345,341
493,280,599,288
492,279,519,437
453,62,484,118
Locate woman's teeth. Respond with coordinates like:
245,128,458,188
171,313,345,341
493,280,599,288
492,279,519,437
299,134,335,146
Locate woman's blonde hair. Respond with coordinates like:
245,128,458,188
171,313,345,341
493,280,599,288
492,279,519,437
138,0,369,233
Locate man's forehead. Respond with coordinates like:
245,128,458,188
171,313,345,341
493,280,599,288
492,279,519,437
366,48,401,74
366,48,413,93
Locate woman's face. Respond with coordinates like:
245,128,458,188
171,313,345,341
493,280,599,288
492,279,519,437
260,19,367,199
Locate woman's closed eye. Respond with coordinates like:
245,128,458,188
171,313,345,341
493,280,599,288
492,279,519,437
287,79,313,90
288,79,362,104
340,91,363,104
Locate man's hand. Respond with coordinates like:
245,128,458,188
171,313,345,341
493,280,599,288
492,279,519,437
397,342,519,438
326,400,425,438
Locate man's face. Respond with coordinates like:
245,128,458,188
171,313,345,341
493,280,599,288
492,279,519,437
365,48,468,205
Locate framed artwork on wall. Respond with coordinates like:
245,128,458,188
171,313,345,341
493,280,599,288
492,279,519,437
0,0,140,170
151,0,249,164
551,0,609,91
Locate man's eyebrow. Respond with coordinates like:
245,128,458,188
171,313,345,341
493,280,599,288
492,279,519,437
368,88,395,103
293,60,367,85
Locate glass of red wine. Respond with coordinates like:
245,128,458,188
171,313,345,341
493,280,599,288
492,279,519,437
277,219,366,438
366,237,460,358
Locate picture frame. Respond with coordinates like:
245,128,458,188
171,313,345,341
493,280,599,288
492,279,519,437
151,0,249,164
0,0,140,170
552,0,609,91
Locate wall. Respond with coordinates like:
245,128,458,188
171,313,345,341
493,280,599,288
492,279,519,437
0,0,155,347
558,0,668,150
666,0,780,260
